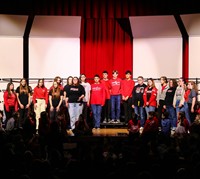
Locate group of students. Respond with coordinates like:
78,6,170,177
127,76,200,138
0,72,199,136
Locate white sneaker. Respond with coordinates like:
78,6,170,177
116,119,120,123
110,120,115,123
139,127,144,134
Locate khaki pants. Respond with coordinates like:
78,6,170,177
34,99,46,130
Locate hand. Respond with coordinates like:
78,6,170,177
20,104,24,109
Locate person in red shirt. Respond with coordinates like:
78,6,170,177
100,70,111,123
3,82,18,127
141,111,159,140
143,78,158,119
121,70,135,124
127,112,140,141
109,70,122,123
32,78,48,130
90,74,105,129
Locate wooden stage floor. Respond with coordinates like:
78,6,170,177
67,127,129,137
91,128,128,137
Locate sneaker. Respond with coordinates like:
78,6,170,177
103,120,107,123
109,119,115,123
139,127,144,134
116,119,120,123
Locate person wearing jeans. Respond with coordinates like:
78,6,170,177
90,74,105,129
109,70,122,123
65,77,85,130
132,76,147,128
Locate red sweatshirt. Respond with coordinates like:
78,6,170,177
142,116,159,134
3,91,18,111
121,79,135,98
90,83,105,106
100,79,111,99
143,87,158,107
33,86,48,104
109,78,122,95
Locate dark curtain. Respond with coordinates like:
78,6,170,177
80,18,133,81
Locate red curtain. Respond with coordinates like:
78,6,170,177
1,0,190,79
80,18,133,81
183,38,189,80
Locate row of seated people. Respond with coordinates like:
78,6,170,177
1,109,200,178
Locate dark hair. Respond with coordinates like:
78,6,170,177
94,74,100,78
160,76,168,83
148,111,157,118
132,112,138,120
125,70,132,75
102,70,108,74
37,78,45,88
162,111,169,119
112,70,118,74
179,77,186,84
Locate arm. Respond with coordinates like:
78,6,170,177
16,92,24,109
56,95,63,111
3,91,9,111
191,96,196,113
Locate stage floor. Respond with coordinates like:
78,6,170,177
67,127,129,137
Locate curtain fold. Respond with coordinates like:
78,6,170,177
80,18,133,81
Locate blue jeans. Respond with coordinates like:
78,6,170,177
68,103,83,130
166,105,176,128
91,104,102,128
134,106,146,127
110,95,121,120
145,106,156,119
175,100,185,120
184,102,191,124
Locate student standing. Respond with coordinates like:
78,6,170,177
164,79,177,130
157,76,169,124
187,81,198,124
100,70,111,123
121,70,135,124
132,76,147,129
80,74,91,124
3,82,18,127
49,81,64,122
16,78,31,128
143,78,157,119
32,79,48,130
65,77,85,130
90,74,105,129
173,77,185,123
109,70,122,123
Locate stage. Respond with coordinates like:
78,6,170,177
67,127,129,137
